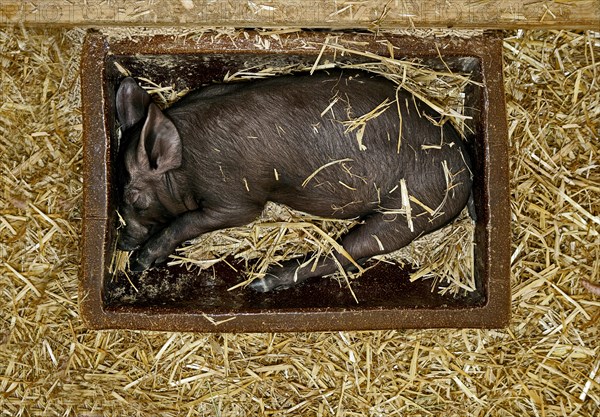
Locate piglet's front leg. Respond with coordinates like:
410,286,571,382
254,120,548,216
130,221,189,272
130,207,260,271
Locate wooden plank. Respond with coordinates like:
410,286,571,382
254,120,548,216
0,0,599,29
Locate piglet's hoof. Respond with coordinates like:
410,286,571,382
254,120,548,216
248,274,294,293
128,251,156,272
129,257,150,273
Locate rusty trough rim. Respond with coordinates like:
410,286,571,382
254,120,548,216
79,30,510,332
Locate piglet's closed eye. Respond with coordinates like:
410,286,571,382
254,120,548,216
137,103,182,174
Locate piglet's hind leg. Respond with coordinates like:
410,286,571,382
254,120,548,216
248,213,421,292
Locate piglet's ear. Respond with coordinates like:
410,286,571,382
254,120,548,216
116,77,152,129
138,103,182,174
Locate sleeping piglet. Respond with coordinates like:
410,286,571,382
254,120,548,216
115,70,473,292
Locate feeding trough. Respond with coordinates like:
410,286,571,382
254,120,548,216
79,30,510,332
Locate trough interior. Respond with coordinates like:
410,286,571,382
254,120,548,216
100,51,488,314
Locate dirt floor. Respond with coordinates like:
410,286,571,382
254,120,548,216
0,27,598,416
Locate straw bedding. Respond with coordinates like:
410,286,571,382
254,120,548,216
0,27,598,416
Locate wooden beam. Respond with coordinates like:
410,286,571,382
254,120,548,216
1,0,599,29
